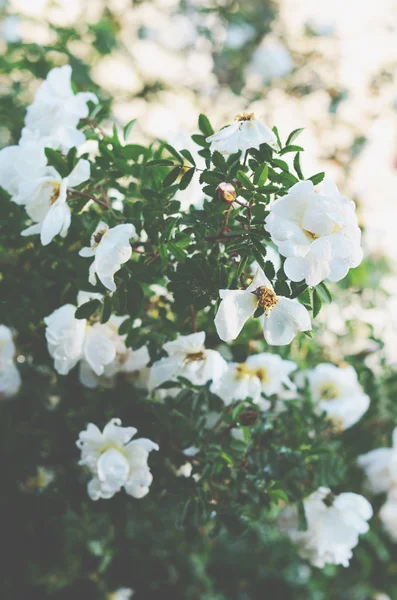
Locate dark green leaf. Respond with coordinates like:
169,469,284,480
253,164,268,186
312,288,323,318
75,299,101,320
123,119,136,141
272,125,282,149
316,282,332,303
293,153,304,180
179,168,195,190
163,166,182,187
180,149,196,166
198,113,214,137
286,127,304,146
146,159,176,167
100,295,112,324
237,170,254,190
308,172,325,185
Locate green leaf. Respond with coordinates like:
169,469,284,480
271,158,289,172
123,119,136,140
168,242,187,262
312,288,323,318
126,281,144,319
270,489,289,503
279,145,304,155
163,143,183,163
191,134,208,147
308,172,325,185
253,163,268,186
123,144,147,160
75,299,101,320
237,170,254,190
146,159,176,167
286,127,304,146
198,114,214,137
272,125,282,149
293,153,304,180
44,148,68,178
179,168,195,191
100,295,112,324
297,500,308,531
316,282,332,303
118,317,132,336
264,261,275,281
163,166,181,187
212,151,227,172
180,149,196,166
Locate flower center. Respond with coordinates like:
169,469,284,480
323,491,336,507
254,286,278,313
92,229,107,248
319,382,340,400
185,351,205,363
302,229,320,241
236,363,269,383
235,112,255,122
50,182,61,204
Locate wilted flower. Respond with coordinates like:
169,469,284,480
217,182,236,204
79,221,136,292
211,353,296,406
214,268,311,345
206,113,278,156
149,331,228,391
23,65,98,152
76,418,158,500
278,487,372,567
265,179,363,286
358,427,397,494
0,325,21,399
19,159,90,246
303,363,370,430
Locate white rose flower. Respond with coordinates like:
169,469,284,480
76,418,158,500
79,314,150,389
0,132,51,197
214,268,311,345
380,487,397,542
278,487,372,568
206,113,278,156
23,65,98,152
44,292,116,377
265,178,363,287
358,427,397,494
149,331,228,391
19,159,90,246
211,353,296,406
0,325,21,399
79,221,136,292
303,363,370,430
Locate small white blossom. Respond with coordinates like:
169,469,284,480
19,159,90,246
108,589,134,600
278,487,372,568
358,428,397,494
23,65,98,152
176,462,193,477
206,113,278,156
214,268,311,345
79,314,150,388
149,331,228,391
79,221,136,292
76,418,158,500
380,487,397,542
44,292,116,377
303,363,370,430
0,325,21,399
211,353,296,406
265,178,363,286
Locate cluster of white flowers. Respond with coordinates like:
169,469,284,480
265,179,363,287
278,487,373,568
359,428,397,541
299,363,370,430
0,325,21,399
44,291,150,387
0,66,96,246
77,418,158,501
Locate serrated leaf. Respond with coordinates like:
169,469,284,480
191,134,208,147
237,170,254,190
123,119,136,141
253,163,268,186
75,299,101,320
286,127,304,146
272,126,282,149
163,166,181,187
264,261,275,281
212,151,227,172
312,288,322,318
180,149,196,166
100,295,112,324
308,172,325,185
293,152,304,180
162,143,183,163
179,168,195,190
198,114,214,137
279,145,304,155
271,158,289,172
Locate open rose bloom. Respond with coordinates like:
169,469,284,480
206,113,278,156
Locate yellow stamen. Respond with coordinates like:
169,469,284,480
234,112,255,122
319,382,340,400
185,351,205,363
254,286,278,313
50,182,61,204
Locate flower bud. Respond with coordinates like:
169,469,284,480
239,410,259,426
217,182,236,204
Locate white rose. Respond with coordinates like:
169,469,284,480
206,113,278,156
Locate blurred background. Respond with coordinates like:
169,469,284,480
2,0,397,366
